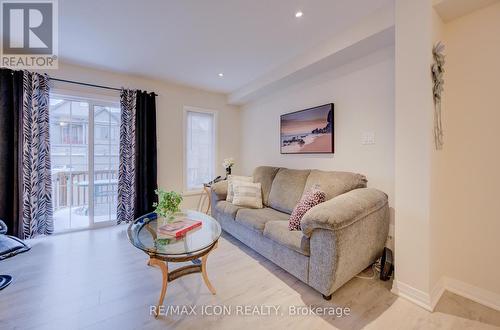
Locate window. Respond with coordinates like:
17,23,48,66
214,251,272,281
49,95,120,232
61,123,84,144
185,108,216,192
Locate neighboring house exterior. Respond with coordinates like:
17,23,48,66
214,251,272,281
49,100,120,173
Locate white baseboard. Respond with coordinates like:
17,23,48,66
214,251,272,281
445,277,500,312
430,277,446,311
392,277,500,312
391,280,434,311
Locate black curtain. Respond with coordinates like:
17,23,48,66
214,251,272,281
134,91,158,218
0,69,24,238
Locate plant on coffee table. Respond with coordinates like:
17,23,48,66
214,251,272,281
153,189,183,222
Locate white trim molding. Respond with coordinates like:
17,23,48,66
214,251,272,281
430,277,446,311
445,277,500,312
392,280,434,311
392,277,500,312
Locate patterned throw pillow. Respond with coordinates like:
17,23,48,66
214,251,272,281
232,181,263,209
289,187,326,230
226,175,253,202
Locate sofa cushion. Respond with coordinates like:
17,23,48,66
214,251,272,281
235,207,289,232
268,168,311,214
253,166,280,206
232,181,263,209
303,170,367,201
214,201,244,220
264,221,310,256
211,180,228,201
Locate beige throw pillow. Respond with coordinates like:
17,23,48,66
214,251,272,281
232,181,263,209
226,175,253,202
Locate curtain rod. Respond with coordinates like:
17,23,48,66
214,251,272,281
50,77,158,96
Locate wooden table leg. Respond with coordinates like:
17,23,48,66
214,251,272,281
204,186,212,214
145,223,157,240
201,249,216,295
149,257,169,317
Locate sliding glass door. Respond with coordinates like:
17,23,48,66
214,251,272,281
49,96,120,232
93,105,120,224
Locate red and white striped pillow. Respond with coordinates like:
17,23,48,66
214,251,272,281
288,187,326,230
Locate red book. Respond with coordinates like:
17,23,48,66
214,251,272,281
157,218,202,238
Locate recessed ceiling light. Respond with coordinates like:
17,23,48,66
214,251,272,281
218,73,224,77
295,11,303,18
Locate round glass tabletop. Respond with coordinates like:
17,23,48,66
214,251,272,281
127,210,221,256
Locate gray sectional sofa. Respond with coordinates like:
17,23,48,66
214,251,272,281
211,166,389,299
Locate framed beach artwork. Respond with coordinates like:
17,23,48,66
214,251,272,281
280,103,334,154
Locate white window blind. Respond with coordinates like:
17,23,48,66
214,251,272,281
185,110,215,191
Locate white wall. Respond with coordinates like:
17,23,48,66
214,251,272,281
41,62,241,210
393,0,436,306
434,1,500,297
430,4,446,298
240,47,395,205
394,0,500,311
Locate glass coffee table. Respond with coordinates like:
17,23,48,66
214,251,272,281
127,210,221,316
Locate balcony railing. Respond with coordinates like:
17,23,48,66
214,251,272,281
52,170,118,210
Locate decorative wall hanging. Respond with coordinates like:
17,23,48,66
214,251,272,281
432,41,445,150
280,103,334,154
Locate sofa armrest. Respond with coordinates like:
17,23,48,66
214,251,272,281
301,188,388,237
303,188,390,296
211,180,228,202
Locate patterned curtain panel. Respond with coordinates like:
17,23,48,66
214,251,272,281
117,89,137,224
21,71,53,238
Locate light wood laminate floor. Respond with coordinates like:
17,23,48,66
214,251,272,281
0,225,499,330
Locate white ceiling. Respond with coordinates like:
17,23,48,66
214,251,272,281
59,0,393,93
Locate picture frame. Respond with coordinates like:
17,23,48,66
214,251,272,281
280,103,334,154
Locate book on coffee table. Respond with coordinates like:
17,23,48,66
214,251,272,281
157,218,202,238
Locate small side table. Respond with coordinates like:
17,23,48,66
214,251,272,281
196,184,212,214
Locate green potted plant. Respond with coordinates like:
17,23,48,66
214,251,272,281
153,189,183,222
